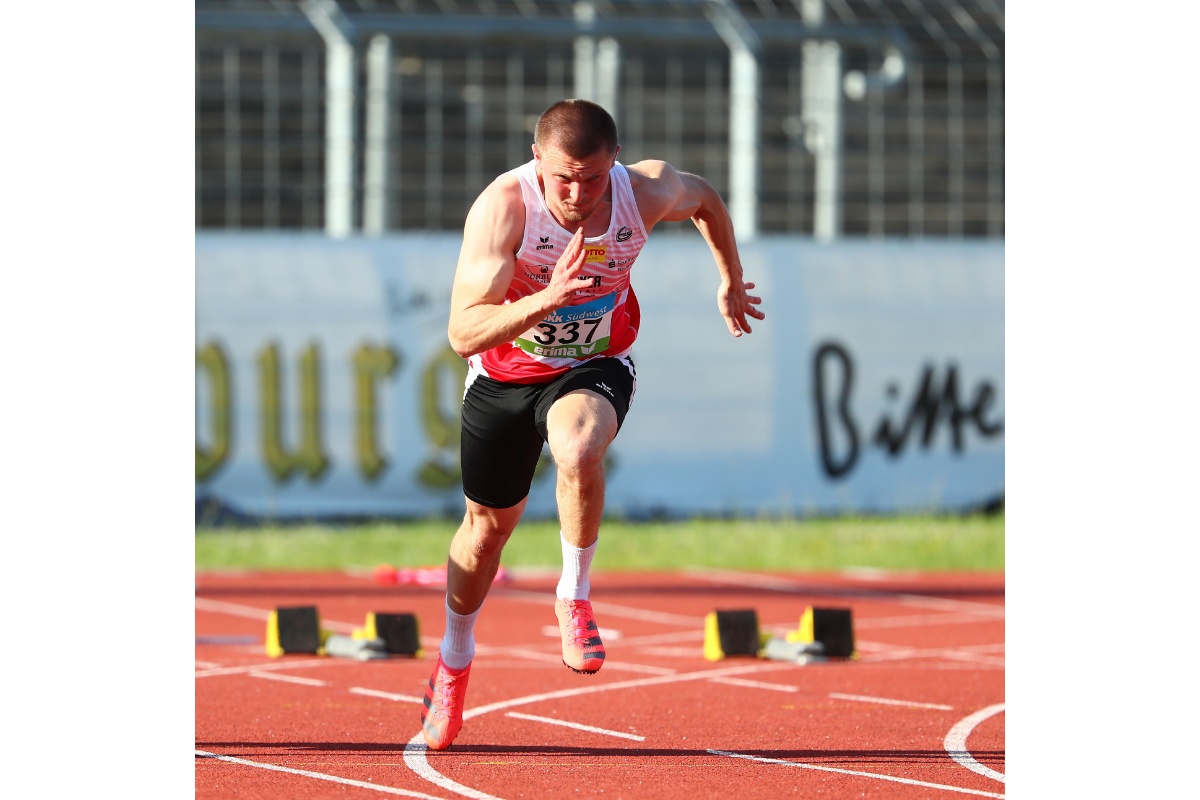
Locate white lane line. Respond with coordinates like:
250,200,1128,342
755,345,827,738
829,692,954,710
944,703,1005,783
473,644,676,676
350,687,425,704
195,658,331,678
687,569,1005,617
858,612,1005,630
250,671,329,687
195,597,272,621
707,749,1005,798
858,647,1005,667
403,740,505,800
196,750,446,799
194,597,358,633
402,660,802,799
505,712,646,742
708,676,798,693
497,587,703,627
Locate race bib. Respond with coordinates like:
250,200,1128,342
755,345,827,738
515,291,617,358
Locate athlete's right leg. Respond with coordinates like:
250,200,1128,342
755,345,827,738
420,498,526,750
423,372,543,749
446,497,526,618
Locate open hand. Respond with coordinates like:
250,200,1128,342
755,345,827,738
718,279,765,337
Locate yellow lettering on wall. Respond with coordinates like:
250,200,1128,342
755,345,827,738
353,343,400,481
258,342,330,482
195,342,232,482
417,346,467,488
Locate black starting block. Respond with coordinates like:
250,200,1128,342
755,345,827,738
703,605,857,662
265,607,423,659
786,606,856,659
354,612,423,657
265,605,323,657
703,609,763,661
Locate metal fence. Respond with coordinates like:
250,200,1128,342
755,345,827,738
196,0,1003,239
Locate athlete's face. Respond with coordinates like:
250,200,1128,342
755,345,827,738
533,143,619,226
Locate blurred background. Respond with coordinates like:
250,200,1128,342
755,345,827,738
195,0,1004,523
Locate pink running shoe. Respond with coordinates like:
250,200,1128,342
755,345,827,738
420,656,471,750
554,598,606,674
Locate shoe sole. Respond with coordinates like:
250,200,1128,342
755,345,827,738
562,659,603,674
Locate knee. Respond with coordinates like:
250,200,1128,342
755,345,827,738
548,426,609,480
458,503,519,554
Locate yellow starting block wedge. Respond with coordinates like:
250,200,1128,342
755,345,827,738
703,609,763,661
352,612,423,657
785,606,857,658
265,605,326,657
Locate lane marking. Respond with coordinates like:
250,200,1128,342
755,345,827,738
497,587,703,627
402,740,505,800
473,644,675,675
250,671,329,687
687,569,1004,617
708,676,798,693
196,750,446,799
944,703,1005,783
350,687,424,704
829,692,954,710
858,647,1005,667
708,749,1005,798
196,658,330,678
402,660,803,799
858,612,1006,630
505,712,646,742
194,597,358,633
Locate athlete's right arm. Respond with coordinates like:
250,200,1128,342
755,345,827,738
447,177,591,359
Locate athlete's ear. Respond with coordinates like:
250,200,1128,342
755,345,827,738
532,144,541,162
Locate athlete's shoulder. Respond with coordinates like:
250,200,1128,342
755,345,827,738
623,160,685,223
623,159,679,184
467,170,526,225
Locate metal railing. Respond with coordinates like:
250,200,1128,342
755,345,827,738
196,0,1004,239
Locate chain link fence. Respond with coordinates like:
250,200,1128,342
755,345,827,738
196,0,1003,238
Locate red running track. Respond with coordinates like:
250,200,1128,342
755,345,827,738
196,568,1004,799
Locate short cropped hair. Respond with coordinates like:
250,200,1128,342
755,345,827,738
534,99,619,158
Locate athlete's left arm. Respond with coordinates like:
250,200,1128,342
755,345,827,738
629,160,765,337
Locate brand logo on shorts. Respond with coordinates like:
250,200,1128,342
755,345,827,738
616,226,633,242
595,381,614,397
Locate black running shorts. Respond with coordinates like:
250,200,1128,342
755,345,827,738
460,356,637,509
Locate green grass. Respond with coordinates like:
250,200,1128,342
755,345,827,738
195,513,1003,573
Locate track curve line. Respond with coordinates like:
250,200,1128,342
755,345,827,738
708,749,1005,798
196,750,447,799
943,703,1005,783
402,661,798,800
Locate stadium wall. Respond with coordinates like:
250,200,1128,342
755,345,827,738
196,233,1003,520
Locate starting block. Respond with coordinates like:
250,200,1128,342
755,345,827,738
265,605,324,657
353,612,423,657
703,605,857,662
265,607,423,659
785,606,857,659
703,609,765,661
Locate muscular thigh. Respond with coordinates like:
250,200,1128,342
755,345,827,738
533,356,637,441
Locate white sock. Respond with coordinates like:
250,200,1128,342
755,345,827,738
556,533,597,600
439,600,478,671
